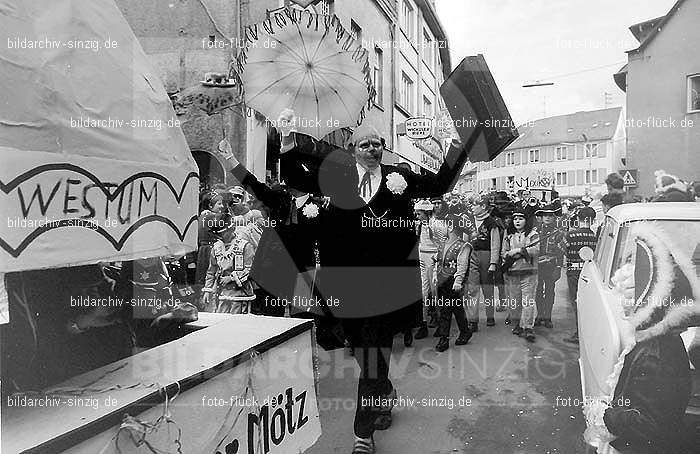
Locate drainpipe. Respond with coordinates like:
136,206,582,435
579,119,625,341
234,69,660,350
389,15,396,157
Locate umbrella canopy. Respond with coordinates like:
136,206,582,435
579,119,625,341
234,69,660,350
234,8,375,140
0,0,199,273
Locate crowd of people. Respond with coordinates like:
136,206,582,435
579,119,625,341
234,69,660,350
186,110,700,453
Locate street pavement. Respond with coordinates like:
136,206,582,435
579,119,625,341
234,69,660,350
308,275,586,454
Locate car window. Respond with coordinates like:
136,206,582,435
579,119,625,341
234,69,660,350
594,218,616,284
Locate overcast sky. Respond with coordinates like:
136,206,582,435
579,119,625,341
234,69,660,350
435,0,678,125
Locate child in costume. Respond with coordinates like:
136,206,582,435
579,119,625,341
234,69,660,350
502,204,539,342
203,228,256,314
434,211,474,352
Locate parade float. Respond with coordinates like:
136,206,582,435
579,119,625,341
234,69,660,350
0,1,321,452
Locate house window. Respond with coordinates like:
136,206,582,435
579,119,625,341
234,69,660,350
688,75,700,113
556,172,568,186
555,146,568,161
399,72,414,114
401,0,415,41
529,149,540,163
585,169,598,184
318,0,334,16
491,178,497,189
423,29,434,70
585,143,599,158
507,175,515,189
373,47,384,106
350,20,362,42
506,152,516,166
422,96,433,117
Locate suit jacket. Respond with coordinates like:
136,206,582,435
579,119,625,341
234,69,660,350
314,142,470,333
231,165,323,302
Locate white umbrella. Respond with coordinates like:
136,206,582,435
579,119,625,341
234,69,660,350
233,8,376,140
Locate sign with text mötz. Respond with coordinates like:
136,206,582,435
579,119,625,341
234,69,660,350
60,323,321,454
405,117,433,140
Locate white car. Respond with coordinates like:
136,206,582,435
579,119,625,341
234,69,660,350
577,202,700,451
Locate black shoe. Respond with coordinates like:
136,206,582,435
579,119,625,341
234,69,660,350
543,320,554,329
512,326,523,336
524,328,536,343
486,317,496,327
435,337,450,352
534,318,542,327
468,322,479,333
403,330,413,347
455,332,472,345
415,325,429,339
504,317,512,325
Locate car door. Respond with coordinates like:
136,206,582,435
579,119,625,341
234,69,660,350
577,217,621,402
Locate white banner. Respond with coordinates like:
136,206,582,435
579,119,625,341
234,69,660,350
0,150,198,272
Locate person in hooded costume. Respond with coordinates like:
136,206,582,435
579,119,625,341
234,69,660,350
651,170,693,203
218,112,470,454
583,221,700,454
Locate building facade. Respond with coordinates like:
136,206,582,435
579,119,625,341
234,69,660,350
116,0,401,187
392,0,452,170
475,108,626,198
615,0,700,195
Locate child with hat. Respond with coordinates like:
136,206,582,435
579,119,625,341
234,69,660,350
434,210,475,352
502,204,540,342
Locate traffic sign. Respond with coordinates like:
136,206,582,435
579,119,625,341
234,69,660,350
621,169,638,187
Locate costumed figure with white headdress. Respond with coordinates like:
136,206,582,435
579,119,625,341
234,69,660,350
583,221,700,454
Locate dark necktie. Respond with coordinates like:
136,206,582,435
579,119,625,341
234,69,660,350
359,170,372,199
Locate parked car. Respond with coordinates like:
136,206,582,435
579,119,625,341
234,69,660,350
577,202,700,452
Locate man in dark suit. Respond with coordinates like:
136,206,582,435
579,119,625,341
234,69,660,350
219,117,469,454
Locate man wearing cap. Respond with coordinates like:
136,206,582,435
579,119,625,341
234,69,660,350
465,195,503,331
217,111,470,454
534,196,565,328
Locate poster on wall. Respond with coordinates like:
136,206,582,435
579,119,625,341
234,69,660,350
0,0,199,272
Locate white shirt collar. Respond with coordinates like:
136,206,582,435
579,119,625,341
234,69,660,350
356,162,381,179
294,193,310,209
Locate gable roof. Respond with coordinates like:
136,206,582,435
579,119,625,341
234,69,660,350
506,107,623,150
628,0,688,54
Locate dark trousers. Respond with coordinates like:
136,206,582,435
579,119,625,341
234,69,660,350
344,318,394,438
436,280,469,337
567,271,581,333
536,267,560,321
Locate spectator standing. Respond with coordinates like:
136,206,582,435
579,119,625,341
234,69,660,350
414,199,447,339
652,170,693,202
534,198,565,328
465,196,502,331
562,207,598,344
